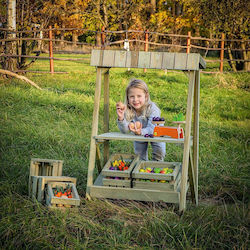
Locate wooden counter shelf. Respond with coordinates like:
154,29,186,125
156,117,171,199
94,132,192,145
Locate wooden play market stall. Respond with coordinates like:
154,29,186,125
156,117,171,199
86,50,206,212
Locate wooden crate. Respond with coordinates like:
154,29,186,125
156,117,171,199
132,161,181,181
102,177,131,188
46,182,80,208
101,153,139,188
30,176,77,202
101,153,139,178
29,158,63,197
132,168,181,191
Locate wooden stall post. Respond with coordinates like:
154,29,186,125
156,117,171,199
103,69,110,164
186,31,191,54
220,33,225,73
101,26,105,50
179,71,195,212
193,70,200,205
49,25,54,74
144,30,149,73
86,67,102,198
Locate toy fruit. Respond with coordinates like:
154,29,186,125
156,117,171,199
129,122,135,130
160,170,166,174
159,180,166,183
116,101,125,111
135,121,142,130
154,168,161,173
139,169,145,172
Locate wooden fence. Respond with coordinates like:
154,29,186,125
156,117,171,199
0,26,249,74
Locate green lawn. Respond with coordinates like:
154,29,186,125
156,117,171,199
0,54,249,249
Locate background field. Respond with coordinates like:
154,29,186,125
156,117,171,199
0,54,249,249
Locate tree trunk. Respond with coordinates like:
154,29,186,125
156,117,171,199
228,42,237,72
60,24,65,48
72,32,78,47
96,32,101,47
150,0,156,14
5,0,17,71
241,41,250,71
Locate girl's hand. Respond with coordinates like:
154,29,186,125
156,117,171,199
129,121,142,135
116,102,126,121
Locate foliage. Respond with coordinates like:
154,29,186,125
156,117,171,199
0,54,249,248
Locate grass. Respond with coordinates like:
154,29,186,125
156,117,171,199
0,54,249,249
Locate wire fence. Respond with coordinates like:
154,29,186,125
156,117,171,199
1,27,249,74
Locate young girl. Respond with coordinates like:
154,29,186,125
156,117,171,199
116,79,166,161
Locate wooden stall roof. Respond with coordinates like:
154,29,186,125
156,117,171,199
90,50,206,70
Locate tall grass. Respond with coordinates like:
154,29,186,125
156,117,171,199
0,54,249,249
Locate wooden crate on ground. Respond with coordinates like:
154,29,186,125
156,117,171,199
29,158,63,196
46,182,80,208
30,176,77,202
132,161,181,191
101,153,139,187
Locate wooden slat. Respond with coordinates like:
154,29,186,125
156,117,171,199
179,71,195,212
150,52,163,69
186,54,200,70
174,53,188,70
125,51,131,68
52,162,59,176
103,50,115,67
114,50,126,67
138,51,151,68
90,49,101,66
131,51,139,68
162,52,175,69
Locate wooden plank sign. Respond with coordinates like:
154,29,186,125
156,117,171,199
90,50,205,70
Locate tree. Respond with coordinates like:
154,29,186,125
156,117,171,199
4,0,17,71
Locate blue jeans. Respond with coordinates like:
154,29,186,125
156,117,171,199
133,141,166,161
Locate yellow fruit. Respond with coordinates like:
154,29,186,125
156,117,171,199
159,180,166,183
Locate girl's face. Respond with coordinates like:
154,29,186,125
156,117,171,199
128,87,147,112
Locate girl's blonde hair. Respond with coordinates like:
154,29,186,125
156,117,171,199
125,79,152,121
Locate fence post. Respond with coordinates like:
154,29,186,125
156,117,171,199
49,25,54,73
101,26,105,49
144,30,149,73
220,33,225,73
186,31,191,54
